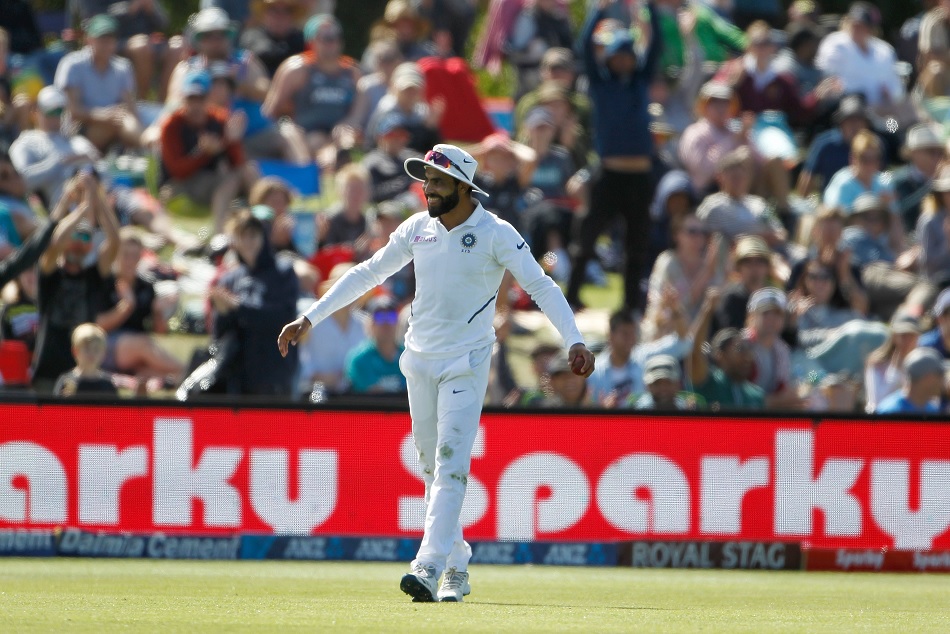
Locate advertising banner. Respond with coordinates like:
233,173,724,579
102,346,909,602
2,404,950,550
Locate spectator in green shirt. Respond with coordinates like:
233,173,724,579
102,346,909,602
686,287,766,410
655,0,746,79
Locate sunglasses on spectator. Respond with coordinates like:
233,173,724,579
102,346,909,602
373,310,399,325
44,107,64,117
198,30,228,40
425,150,464,175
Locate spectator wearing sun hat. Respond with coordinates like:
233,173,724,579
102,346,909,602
892,124,945,233
875,347,945,414
632,354,701,411
678,81,745,195
713,235,775,333
9,86,99,207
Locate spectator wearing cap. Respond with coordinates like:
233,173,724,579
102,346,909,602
789,257,888,376
159,70,254,233
814,2,903,109
344,295,407,395
744,288,802,409
678,81,745,194
210,209,300,396
469,131,538,232
566,2,663,311
239,0,306,78
297,262,370,397
34,173,120,392
892,124,945,233
206,60,308,164
361,112,419,204
865,310,923,412
321,163,372,251
54,14,141,153
9,87,99,209
917,0,950,97
697,147,788,250
688,289,766,410
168,7,270,108
713,235,774,332
797,95,879,197
503,0,574,99
716,21,833,129
365,62,442,155
632,354,700,410
919,288,950,360
536,353,588,408
917,164,950,283
840,193,935,319
875,347,945,414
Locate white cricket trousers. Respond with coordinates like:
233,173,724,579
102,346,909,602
399,343,492,577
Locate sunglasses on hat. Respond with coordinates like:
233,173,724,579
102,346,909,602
425,150,464,176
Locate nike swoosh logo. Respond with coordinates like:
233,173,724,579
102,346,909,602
452,389,466,394
516,242,526,249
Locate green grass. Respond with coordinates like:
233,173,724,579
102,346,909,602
1,559,949,633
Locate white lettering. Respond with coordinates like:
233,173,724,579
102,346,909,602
597,454,689,534
700,457,769,534
78,445,148,525
871,460,950,550
834,549,883,570
774,430,863,536
0,441,67,523
497,452,589,540
152,419,242,527
249,449,337,534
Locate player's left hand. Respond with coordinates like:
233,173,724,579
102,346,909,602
568,343,595,378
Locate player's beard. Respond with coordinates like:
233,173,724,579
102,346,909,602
427,185,461,218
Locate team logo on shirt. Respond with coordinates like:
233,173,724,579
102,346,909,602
460,233,477,250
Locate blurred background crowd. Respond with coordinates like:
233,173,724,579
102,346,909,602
2,0,950,415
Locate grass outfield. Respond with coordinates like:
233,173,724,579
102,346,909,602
2,560,950,633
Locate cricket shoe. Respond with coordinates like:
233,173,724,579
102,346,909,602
400,563,439,602
437,567,471,602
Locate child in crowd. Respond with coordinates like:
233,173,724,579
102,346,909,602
54,323,119,397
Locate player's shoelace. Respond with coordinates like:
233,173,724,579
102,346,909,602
442,567,468,590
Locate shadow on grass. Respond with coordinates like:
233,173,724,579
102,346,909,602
470,601,673,611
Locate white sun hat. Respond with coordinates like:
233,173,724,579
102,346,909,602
404,144,489,197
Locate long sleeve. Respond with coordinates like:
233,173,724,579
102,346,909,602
302,222,414,326
493,222,584,348
0,219,56,288
9,136,62,193
640,2,663,79
578,7,606,81
160,113,214,180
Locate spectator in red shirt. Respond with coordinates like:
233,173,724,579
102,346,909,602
159,69,254,232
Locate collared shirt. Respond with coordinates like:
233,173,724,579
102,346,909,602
678,119,743,192
822,168,896,212
302,203,585,358
54,47,135,109
815,31,903,107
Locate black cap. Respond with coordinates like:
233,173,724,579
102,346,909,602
847,2,880,27
833,94,869,124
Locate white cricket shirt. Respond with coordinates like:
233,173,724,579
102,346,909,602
302,203,585,358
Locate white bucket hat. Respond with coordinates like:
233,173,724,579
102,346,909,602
404,144,489,196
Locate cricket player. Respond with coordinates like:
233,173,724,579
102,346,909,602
278,144,594,602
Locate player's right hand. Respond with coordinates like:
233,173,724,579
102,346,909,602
277,316,312,357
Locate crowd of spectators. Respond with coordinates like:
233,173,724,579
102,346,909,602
2,0,950,415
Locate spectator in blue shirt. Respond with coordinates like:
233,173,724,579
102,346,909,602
919,288,950,360
823,130,896,213
345,295,407,395
566,0,662,312
875,347,945,414
796,95,871,197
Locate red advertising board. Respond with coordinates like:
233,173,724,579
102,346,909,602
1,403,950,550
